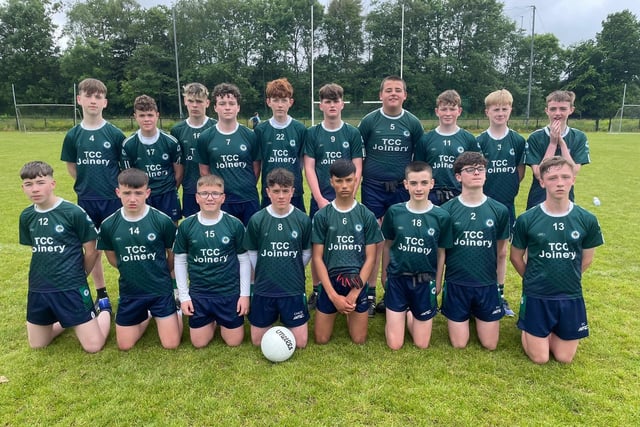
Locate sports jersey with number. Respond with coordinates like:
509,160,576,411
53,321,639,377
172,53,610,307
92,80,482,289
441,196,510,286
512,203,603,299
414,128,480,191
303,122,363,198
121,130,182,195
381,202,453,276
19,199,97,293
196,124,259,203
61,121,125,200
170,117,216,195
524,127,590,206
244,206,311,297
173,211,246,297
255,117,307,199
97,206,176,297
359,108,423,182
311,201,383,276
477,129,526,206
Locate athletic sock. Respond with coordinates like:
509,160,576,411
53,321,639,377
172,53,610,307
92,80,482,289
97,288,109,300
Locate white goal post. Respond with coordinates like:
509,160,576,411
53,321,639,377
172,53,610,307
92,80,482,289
12,84,81,132
609,83,640,134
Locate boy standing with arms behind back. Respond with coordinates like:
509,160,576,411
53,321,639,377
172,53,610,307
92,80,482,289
61,78,126,310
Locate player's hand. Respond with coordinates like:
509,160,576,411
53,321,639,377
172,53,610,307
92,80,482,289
550,120,562,143
181,300,194,316
331,295,355,314
237,296,250,316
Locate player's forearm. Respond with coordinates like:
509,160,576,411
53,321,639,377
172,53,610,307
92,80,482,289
435,248,446,291
173,163,184,188
496,240,508,285
199,164,211,176
510,247,527,277
82,242,100,276
65,162,77,180
359,244,377,284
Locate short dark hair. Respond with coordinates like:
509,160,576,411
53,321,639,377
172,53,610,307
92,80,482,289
20,161,53,180
453,152,487,174
118,168,149,188
134,95,158,112
212,83,241,104
329,159,356,178
266,168,294,188
405,161,432,179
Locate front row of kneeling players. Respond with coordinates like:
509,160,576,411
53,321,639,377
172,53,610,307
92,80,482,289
19,154,602,364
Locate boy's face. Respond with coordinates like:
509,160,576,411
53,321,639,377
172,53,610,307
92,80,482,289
77,91,108,117
196,185,225,214
485,104,512,126
22,175,55,206
266,97,294,119
184,95,210,119
545,101,574,125
330,172,357,199
379,80,407,111
435,104,462,126
214,94,240,121
116,184,150,215
404,170,434,201
134,109,159,133
319,98,344,120
455,164,486,189
266,184,293,212
540,163,575,201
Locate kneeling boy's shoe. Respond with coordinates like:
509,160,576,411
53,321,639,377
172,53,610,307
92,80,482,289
308,291,318,311
503,299,515,317
96,297,112,314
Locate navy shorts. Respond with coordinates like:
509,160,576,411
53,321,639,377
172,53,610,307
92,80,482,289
116,294,176,326
309,189,336,219
188,294,245,329
27,286,96,328
182,192,199,218
385,275,438,321
261,189,306,213
428,188,460,206
361,179,409,219
316,277,369,314
248,294,310,328
78,198,121,228
222,199,260,226
517,295,589,340
440,281,504,322
148,191,181,221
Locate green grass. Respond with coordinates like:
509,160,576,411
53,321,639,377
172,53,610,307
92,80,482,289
0,131,638,425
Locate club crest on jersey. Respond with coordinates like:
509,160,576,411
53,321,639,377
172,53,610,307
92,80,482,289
240,144,247,151
428,228,436,236
342,141,350,149
486,219,494,227
147,233,157,241
104,141,111,149
222,236,230,244
289,140,296,147
291,230,298,238
509,148,515,155
457,147,464,154
83,288,90,297
162,153,169,160
355,224,363,232
571,230,580,239
403,130,410,137
55,225,64,233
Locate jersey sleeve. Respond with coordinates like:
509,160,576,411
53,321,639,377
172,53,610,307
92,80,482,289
232,218,247,254
349,126,364,159
303,127,317,159
74,206,98,243
511,214,528,250
243,214,260,251
363,208,384,244
60,127,79,162
196,127,214,166
570,130,591,165
172,221,189,254
380,206,396,240
581,211,604,249
19,210,33,246
97,221,114,251
437,209,454,249
311,209,327,244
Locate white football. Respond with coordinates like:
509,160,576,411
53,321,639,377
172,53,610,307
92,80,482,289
260,326,296,362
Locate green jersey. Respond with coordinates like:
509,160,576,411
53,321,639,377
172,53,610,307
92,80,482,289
359,108,423,182
173,211,246,297
255,117,307,199
244,206,311,297
121,130,182,195
512,203,603,299
525,127,590,207
61,121,125,200
442,196,510,287
415,128,480,191
303,122,363,198
381,202,453,276
97,206,176,297
170,117,216,195
19,199,97,293
477,128,526,206
196,124,259,203
311,201,383,276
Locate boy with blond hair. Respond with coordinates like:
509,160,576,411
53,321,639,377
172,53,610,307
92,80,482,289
61,77,125,311
415,89,480,206
170,83,217,218
255,78,307,212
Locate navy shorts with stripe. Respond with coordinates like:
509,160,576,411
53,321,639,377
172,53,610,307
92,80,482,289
385,275,438,321
248,294,310,328
148,191,181,221
188,294,245,329
222,199,260,226
517,295,589,340
79,198,121,228
182,192,199,218
27,286,96,328
361,178,409,219
316,277,369,314
116,294,176,326
440,281,504,322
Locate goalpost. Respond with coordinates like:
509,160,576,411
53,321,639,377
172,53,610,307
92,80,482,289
12,84,81,132
609,83,640,134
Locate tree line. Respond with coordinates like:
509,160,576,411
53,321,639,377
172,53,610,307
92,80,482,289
1,0,639,126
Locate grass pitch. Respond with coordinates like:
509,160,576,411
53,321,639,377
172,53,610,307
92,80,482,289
0,131,638,426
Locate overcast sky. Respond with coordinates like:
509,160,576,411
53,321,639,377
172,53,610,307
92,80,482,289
57,0,640,49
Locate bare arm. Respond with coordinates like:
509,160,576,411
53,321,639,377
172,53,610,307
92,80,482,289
253,160,261,179
173,163,184,189
82,240,100,276
581,248,596,273
352,157,363,198
66,162,77,180
496,239,508,285
304,155,329,208
381,240,393,286
199,164,211,177
510,246,527,278
105,250,118,269
435,248,446,294
517,164,526,182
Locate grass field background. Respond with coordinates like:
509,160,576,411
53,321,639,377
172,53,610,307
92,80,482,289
0,132,638,425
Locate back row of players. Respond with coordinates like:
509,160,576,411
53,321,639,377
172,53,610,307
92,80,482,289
20,77,601,364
